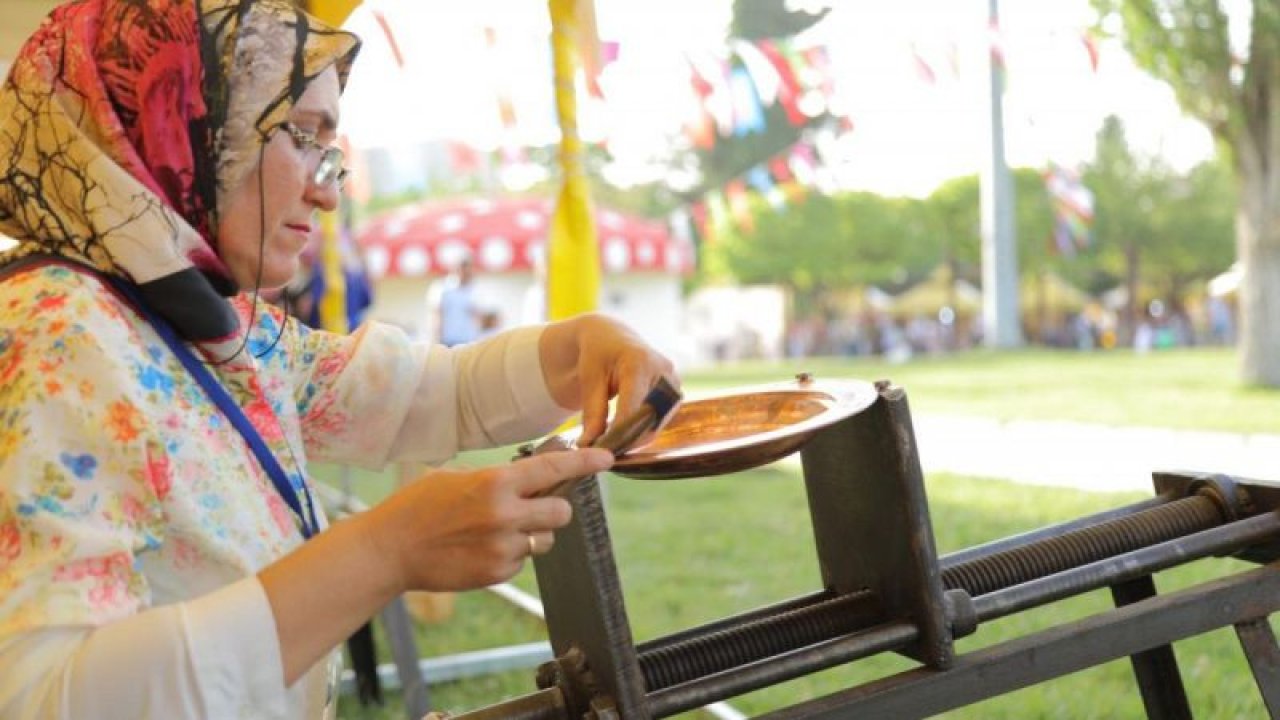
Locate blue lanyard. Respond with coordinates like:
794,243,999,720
105,277,319,539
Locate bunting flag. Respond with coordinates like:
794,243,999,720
680,38,846,148
1044,164,1095,256
684,135,825,244
547,0,600,320
484,27,519,131
988,19,1008,91
1081,31,1100,73
730,39,780,106
911,42,937,85
705,190,730,243
370,10,405,68
729,66,766,136
756,39,806,125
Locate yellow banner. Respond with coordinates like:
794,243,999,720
306,0,360,332
306,0,361,26
546,0,600,320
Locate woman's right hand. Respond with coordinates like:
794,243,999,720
361,447,614,593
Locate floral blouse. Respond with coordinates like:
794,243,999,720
0,261,566,717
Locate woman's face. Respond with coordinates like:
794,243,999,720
217,68,342,289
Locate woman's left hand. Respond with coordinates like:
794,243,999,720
538,313,679,447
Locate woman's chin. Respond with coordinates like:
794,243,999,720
230,259,299,292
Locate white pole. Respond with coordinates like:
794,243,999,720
980,0,1022,348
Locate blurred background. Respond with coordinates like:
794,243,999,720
3,2,1278,718
0,0,1260,378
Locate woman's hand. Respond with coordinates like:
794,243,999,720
538,313,679,447
260,447,612,683
362,447,614,593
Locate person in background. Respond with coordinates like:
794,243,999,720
0,2,676,718
437,256,483,346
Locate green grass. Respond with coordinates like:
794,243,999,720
683,347,1278,434
317,349,1279,718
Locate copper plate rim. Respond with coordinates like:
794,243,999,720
608,377,879,480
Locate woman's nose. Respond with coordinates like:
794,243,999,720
306,176,341,212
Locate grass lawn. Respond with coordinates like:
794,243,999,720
681,347,1277,434
319,348,1279,718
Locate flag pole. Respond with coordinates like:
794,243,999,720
980,0,1022,348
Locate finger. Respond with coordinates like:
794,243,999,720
617,376,649,421
577,374,612,447
512,448,615,496
528,530,556,556
522,495,573,529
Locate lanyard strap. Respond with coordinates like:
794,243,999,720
103,276,320,539
0,256,318,538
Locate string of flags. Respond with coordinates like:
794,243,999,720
360,7,1107,250
689,137,827,242
1043,163,1095,256
683,38,839,149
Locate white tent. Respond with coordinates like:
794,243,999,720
1208,263,1243,298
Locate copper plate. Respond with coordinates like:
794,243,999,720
608,378,878,480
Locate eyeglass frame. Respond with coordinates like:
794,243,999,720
275,121,350,190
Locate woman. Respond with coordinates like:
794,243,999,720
0,1,676,718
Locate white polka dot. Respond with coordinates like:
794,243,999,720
601,210,624,230
384,218,407,238
364,246,389,279
515,210,545,230
399,247,429,277
604,236,630,272
665,243,684,272
437,213,466,233
481,236,514,271
436,240,471,270
469,198,495,215
525,242,545,267
635,241,656,266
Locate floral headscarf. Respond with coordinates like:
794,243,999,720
0,0,359,343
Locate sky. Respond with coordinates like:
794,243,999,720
0,0,1227,253
337,0,1223,200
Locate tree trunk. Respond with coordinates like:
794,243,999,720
1235,113,1280,386
1236,177,1280,386
1124,240,1140,346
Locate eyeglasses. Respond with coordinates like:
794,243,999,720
276,121,349,190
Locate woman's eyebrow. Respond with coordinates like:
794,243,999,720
291,109,338,132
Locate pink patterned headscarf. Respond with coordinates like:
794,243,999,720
0,0,359,341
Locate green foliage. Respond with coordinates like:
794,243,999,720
1084,115,1236,301
922,169,1061,278
731,0,829,40
1091,0,1238,139
707,191,938,317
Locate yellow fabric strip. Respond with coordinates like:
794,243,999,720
547,0,600,320
305,0,362,26
305,0,360,332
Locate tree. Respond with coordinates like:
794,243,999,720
710,191,937,318
1085,114,1236,339
1094,0,1280,385
924,169,1057,280
1083,115,1163,338
1152,157,1236,302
